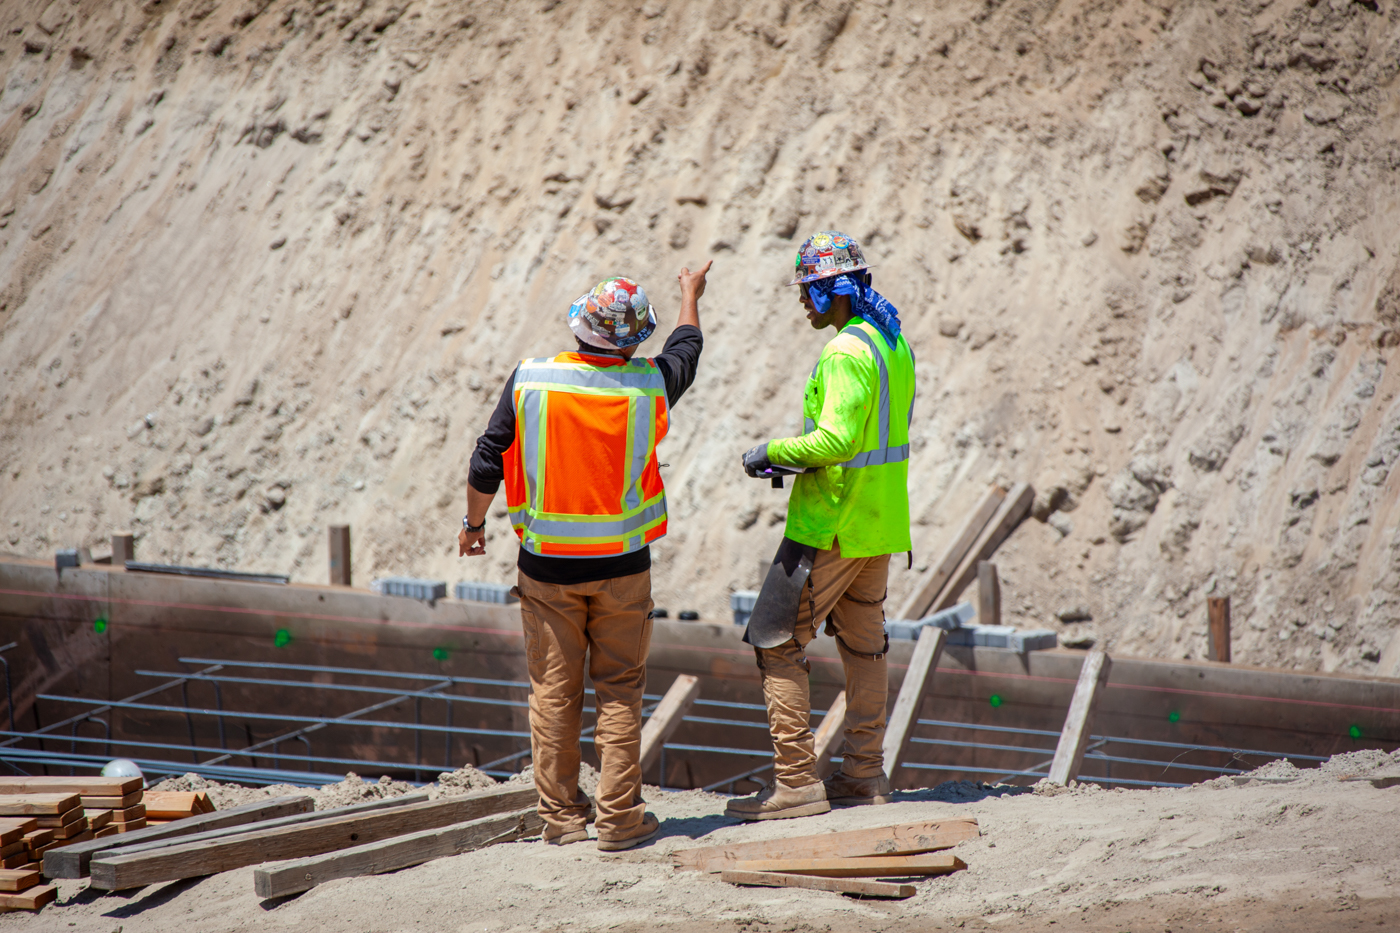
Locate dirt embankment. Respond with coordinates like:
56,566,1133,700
2,0,1400,674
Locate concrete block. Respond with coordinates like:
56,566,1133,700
55,549,81,571
1009,629,1059,652
371,577,447,604
454,581,518,605
919,602,976,630
971,625,1019,648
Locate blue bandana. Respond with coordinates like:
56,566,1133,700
806,274,902,349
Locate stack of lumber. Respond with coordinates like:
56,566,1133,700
142,790,214,825
0,821,57,911
673,818,979,899
42,782,543,902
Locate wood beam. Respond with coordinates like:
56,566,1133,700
0,778,141,797
639,674,700,773
253,807,541,898
672,818,979,873
897,486,1005,621
1047,650,1112,786
328,525,352,586
43,795,314,880
977,561,1001,627
932,482,1034,613
89,785,538,891
732,853,965,878
883,626,946,781
720,869,914,899
1208,597,1231,663
811,690,847,779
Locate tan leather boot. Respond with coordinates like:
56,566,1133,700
823,770,892,806
596,811,659,851
724,780,831,821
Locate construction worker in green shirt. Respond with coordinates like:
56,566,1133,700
727,231,915,821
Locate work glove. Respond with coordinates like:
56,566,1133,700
742,443,772,478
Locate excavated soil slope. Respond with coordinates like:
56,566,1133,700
3,0,1400,673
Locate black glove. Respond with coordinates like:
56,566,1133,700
742,443,772,478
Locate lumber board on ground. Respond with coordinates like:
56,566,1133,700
80,792,143,810
44,795,315,879
0,777,141,797
0,884,56,909
91,785,538,890
673,818,980,873
721,869,916,898
883,626,946,781
253,807,543,898
0,870,37,893
98,792,433,860
932,482,1034,613
812,690,848,779
1048,650,1112,786
897,485,1006,621
732,853,965,878
0,822,34,848
0,795,79,817
639,674,701,772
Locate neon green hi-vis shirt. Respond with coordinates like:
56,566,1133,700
766,317,916,558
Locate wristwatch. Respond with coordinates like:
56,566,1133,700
463,515,486,533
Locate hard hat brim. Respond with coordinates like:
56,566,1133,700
569,303,658,348
787,263,873,287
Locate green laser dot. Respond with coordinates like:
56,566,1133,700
93,617,108,634
274,629,292,648
989,694,1003,708
432,647,449,661
1169,710,1181,723
1349,724,1362,740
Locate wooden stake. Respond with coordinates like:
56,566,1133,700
1047,650,1111,786
720,869,915,899
896,486,1005,621
977,561,1001,627
329,525,352,586
883,626,946,782
639,674,700,773
252,808,542,898
932,483,1035,613
732,852,965,878
1208,596,1231,663
811,690,848,779
673,818,979,873
111,533,134,568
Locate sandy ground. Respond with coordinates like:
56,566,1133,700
3,0,1400,678
0,750,1395,931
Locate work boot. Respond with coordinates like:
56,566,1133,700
543,824,589,846
824,770,892,807
724,780,830,821
596,811,659,851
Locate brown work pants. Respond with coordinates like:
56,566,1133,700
756,540,890,787
516,568,653,841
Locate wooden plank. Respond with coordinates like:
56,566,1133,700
720,869,915,899
329,524,352,586
0,852,30,869
977,561,1001,626
109,805,145,823
91,785,538,890
812,690,848,779
0,883,56,910
97,793,432,860
639,674,701,772
84,810,114,830
94,826,119,839
883,626,946,781
1208,597,1232,663
113,819,147,831
36,809,85,829
195,791,215,814
0,795,79,817
897,486,1006,621
79,792,143,810
0,870,38,893
932,482,1034,612
43,794,315,880
143,792,200,819
1047,650,1112,786
20,830,51,850
0,777,141,797
253,807,543,898
732,853,965,878
52,828,93,846
0,842,22,858
673,818,980,873
0,822,35,847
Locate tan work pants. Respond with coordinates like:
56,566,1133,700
517,568,654,841
755,540,890,787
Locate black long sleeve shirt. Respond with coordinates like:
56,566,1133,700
467,325,703,585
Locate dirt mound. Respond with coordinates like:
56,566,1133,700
150,765,492,810
2,0,1399,675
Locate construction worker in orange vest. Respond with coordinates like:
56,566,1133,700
459,262,711,850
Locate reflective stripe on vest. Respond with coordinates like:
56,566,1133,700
507,355,667,557
802,324,912,470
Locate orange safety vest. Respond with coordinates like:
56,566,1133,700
502,352,669,557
